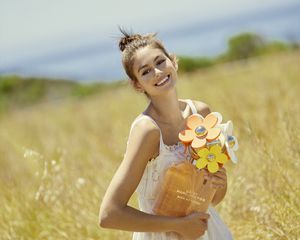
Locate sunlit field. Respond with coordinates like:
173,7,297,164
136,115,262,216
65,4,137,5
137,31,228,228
0,50,299,239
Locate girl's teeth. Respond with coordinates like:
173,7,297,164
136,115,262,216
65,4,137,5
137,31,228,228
156,75,169,86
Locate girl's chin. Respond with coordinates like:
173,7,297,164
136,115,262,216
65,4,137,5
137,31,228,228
153,81,176,95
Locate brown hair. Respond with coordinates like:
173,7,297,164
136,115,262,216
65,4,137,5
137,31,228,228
118,27,177,96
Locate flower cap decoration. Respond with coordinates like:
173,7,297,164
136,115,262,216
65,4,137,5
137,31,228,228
178,112,222,150
218,121,239,163
178,111,238,173
196,145,229,173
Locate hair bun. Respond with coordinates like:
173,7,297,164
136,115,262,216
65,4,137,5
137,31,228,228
119,34,142,52
118,27,143,52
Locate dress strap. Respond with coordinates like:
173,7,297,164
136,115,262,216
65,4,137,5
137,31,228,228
128,114,165,151
185,99,197,114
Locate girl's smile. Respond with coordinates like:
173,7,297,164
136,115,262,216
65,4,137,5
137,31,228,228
155,74,170,87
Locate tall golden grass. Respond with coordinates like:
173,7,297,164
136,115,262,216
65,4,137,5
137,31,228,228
0,50,299,239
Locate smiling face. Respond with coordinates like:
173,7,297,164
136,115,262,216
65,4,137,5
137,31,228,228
132,46,178,97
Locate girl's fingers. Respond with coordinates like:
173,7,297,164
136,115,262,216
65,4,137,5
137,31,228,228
212,172,227,181
212,183,226,189
208,167,227,188
211,178,225,185
211,174,227,185
205,168,227,181
216,168,226,175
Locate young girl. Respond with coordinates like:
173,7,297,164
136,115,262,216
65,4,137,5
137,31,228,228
99,28,233,240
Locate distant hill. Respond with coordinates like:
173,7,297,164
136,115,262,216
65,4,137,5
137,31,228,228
0,75,125,113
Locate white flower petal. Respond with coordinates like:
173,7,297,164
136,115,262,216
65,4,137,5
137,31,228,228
211,112,223,124
226,121,233,136
231,136,239,151
225,142,238,164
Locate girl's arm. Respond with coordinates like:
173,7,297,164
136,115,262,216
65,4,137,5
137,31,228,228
99,118,177,232
99,118,209,237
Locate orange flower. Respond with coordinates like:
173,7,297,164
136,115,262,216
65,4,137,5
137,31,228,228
179,113,221,149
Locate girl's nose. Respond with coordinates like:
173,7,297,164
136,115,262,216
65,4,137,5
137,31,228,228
154,67,163,75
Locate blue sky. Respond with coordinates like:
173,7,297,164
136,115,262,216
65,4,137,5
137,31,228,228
1,0,299,81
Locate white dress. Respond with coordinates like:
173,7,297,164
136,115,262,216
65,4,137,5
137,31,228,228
131,99,233,240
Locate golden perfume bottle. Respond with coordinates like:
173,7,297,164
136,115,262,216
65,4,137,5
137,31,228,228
153,160,216,217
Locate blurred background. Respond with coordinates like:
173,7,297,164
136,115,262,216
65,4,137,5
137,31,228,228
1,0,300,81
1,0,300,239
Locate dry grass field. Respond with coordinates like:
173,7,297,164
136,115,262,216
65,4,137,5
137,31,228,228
0,50,299,239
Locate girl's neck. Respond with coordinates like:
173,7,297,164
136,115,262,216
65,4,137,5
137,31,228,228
147,90,184,126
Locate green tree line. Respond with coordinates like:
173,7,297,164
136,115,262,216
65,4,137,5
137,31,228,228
178,32,298,73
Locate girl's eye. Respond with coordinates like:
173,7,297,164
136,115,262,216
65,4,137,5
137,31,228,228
142,69,150,76
141,59,165,76
158,59,165,65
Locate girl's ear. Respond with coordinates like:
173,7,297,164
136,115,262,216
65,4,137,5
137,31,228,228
169,53,178,71
129,79,145,93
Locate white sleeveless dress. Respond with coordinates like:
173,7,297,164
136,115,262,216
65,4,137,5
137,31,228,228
131,99,233,240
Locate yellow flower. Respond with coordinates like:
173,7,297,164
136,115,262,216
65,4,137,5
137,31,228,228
195,145,228,173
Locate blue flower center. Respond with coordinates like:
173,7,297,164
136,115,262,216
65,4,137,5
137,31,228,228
195,125,207,137
206,153,216,162
227,136,236,148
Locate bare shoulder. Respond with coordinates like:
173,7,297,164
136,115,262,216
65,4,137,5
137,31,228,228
129,115,160,146
125,114,161,164
191,100,211,117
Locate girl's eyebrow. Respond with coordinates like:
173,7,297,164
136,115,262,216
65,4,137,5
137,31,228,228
138,55,162,73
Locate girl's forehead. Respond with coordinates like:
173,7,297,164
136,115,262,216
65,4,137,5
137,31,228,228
134,47,165,66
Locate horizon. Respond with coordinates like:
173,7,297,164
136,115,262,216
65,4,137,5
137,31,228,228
1,1,300,82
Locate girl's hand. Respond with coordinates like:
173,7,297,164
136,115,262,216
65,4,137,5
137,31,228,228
175,212,210,239
206,167,227,189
